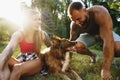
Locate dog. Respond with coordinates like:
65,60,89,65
40,36,82,80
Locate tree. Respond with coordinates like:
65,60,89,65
0,18,18,41
33,0,72,38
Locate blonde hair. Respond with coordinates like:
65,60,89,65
34,30,42,55
21,4,42,55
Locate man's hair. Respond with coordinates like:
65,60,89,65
67,1,84,17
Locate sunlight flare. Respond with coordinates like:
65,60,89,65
0,0,32,27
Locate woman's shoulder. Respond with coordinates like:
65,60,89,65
13,29,23,36
12,29,24,41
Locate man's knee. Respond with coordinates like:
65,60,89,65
75,41,87,52
114,41,120,57
115,42,120,52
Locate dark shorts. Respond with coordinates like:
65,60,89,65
16,52,39,62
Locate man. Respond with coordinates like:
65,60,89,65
67,1,120,80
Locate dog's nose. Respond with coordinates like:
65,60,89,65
73,41,77,44
75,41,77,44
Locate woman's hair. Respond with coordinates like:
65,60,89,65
22,7,41,23
34,30,42,55
67,1,85,17
21,4,42,55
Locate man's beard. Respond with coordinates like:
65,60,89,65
81,15,88,29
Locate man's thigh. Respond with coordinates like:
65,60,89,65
113,31,120,41
76,33,97,47
113,31,120,56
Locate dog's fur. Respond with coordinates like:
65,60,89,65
40,36,82,80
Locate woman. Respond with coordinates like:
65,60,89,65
0,5,51,80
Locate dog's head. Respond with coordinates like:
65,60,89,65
51,36,77,52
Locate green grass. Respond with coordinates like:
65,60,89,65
0,43,120,80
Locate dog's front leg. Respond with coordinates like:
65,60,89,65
57,73,71,80
68,69,82,80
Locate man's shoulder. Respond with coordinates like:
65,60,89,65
89,5,108,13
89,5,106,9
88,5,109,21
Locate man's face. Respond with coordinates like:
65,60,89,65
70,9,89,28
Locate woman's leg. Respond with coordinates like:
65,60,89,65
0,57,19,80
2,63,11,80
9,59,42,80
8,57,20,68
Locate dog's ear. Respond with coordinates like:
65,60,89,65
51,35,61,42
51,35,61,47
52,35,61,40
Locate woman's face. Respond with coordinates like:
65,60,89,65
24,12,41,31
31,13,41,30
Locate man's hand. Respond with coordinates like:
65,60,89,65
101,69,112,80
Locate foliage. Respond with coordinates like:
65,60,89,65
33,0,72,38
0,18,18,41
0,0,119,39
32,0,120,38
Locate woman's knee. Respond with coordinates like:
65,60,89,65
12,63,22,76
3,64,11,80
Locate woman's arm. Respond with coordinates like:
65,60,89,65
43,31,52,47
40,30,52,47
0,31,21,70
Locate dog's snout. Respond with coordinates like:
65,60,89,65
75,41,77,44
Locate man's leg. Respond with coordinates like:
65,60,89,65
75,33,98,63
75,41,97,63
113,31,120,57
114,41,120,57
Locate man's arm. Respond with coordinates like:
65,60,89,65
95,6,114,77
69,21,81,41
0,31,21,70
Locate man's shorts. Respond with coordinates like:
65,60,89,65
76,31,120,47
16,52,39,62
